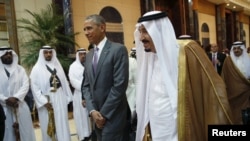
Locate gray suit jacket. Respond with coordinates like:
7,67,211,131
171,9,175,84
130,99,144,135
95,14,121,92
82,40,129,134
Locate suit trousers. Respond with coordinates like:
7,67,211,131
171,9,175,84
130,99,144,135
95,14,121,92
95,125,129,141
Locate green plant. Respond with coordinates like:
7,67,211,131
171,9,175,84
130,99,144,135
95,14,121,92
18,3,79,70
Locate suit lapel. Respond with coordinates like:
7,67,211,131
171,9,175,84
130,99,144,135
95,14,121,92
208,53,212,60
87,49,96,80
94,40,110,78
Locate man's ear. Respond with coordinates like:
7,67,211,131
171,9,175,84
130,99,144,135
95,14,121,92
100,24,106,32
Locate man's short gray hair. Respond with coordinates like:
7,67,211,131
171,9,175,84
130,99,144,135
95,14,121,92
85,14,106,26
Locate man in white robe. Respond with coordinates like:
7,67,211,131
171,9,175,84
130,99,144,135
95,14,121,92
68,48,91,141
0,46,36,141
30,45,73,141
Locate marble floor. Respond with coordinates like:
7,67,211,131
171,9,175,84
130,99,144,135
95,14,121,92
34,112,80,141
34,119,79,141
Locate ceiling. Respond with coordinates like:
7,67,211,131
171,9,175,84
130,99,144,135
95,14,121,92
207,0,250,15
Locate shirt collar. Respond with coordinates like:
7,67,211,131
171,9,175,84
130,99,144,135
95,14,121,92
95,36,107,51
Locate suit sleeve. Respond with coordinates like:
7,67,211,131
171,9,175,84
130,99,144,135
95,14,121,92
82,61,95,113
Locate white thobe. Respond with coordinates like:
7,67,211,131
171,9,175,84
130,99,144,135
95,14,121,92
148,56,177,141
0,65,36,141
30,65,72,141
126,57,137,114
235,58,249,79
68,61,91,140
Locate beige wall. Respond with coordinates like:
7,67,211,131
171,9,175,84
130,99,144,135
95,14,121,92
198,12,217,44
15,0,52,47
197,0,215,16
71,0,141,51
13,0,51,72
14,0,51,14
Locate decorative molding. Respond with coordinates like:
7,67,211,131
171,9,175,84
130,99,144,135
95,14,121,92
106,23,123,32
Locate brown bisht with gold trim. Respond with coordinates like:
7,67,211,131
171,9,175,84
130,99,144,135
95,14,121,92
177,39,233,141
221,56,250,124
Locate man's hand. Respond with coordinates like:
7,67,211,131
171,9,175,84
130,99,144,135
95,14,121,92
5,97,19,108
82,100,86,107
91,110,106,129
44,103,53,111
216,59,221,66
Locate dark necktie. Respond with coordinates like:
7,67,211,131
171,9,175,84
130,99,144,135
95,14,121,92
212,54,216,67
4,68,10,77
92,47,99,74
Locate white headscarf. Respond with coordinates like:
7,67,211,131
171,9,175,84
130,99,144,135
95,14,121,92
230,41,250,79
30,45,63,86
75,48,86,66
0,46,19,75
134,11,179,141
69,48,86,78
35,45,60,69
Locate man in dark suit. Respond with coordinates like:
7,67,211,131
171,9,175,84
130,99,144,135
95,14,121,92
207,43,226,75
82,14,129,141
